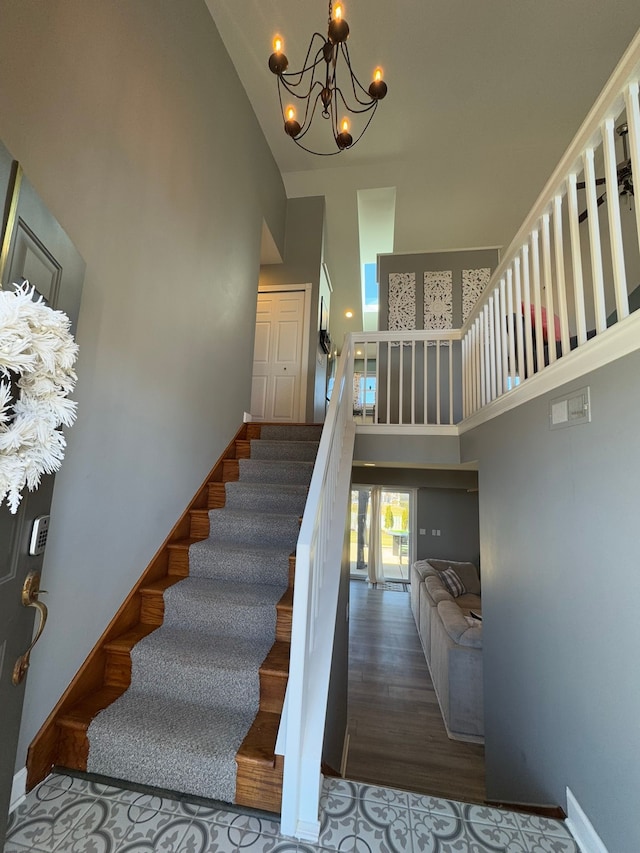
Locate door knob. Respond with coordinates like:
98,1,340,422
12,571,48,686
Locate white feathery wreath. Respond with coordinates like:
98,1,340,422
0,282,79,513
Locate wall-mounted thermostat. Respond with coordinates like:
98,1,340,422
29,515,50,556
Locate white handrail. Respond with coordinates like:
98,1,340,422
278,335,356,841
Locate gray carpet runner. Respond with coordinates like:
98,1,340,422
86,423,321,802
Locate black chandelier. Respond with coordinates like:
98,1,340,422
268,1,388,155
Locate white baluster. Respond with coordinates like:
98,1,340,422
488,295,497,400
462,336,467,419
531,230,544,372
506,269,516,386
567,173,587,346
541,213,557,364
583,146,607,334
552,195,570,353
514,257,524,383
423,338,428,424
499,278,509,391
398,339,403,425
603,117,629,321
624,82,640,263
521,244,534,379
436,340,442,422
493,286,502,394
411,339,416,425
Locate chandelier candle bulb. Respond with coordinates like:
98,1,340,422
369,67,388,100
284,106,301,138
336,116,353,149
268,34,288,74
328,10,349,43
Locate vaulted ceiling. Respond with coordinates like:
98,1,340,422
206,1,640,347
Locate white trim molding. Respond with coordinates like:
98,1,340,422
565,788,610,853
10,768,27,812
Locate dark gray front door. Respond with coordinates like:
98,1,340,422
0,144,85,846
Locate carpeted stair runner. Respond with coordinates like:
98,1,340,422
86,424,320,802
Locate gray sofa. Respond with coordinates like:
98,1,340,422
410,558,484,742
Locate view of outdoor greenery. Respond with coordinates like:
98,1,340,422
350,488,411,582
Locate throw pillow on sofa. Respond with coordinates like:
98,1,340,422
440,567,466,598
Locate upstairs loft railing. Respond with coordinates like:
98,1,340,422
462,29,640,417
350,329,462,429
349,30,640,428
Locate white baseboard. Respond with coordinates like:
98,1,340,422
565,787,609,853
9,768,27,813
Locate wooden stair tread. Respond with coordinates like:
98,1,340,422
237,710,280,766
260,642,290,677
277,588,293,609
166,538,201,551
141,577,183,594
59,686,125,730
104,624,157,652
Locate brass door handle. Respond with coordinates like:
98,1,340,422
12,571,48,686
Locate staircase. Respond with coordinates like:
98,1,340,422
26,423,322,813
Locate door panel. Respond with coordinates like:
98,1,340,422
0,151,85,847
251,290,305,422
272,375,296,420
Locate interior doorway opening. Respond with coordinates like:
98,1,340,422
349,486,414,584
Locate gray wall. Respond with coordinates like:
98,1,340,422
378,248,500,330
415,488,479,565
352,467,479,567
354,432,463,467
260,196,327,421
0,0,287,771
460,349,640,852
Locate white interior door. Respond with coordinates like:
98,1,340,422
251,289,306,421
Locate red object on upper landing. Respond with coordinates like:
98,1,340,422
521,302,561,341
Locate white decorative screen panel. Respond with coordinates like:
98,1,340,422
423,271,453,331
388,273,416,330
462,268,491,323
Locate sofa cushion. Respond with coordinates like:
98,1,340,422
440,567,466,597
425,574,454,605
437,600,482,648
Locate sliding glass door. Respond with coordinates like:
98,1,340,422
350,487,413,583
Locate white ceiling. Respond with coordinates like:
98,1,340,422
206,1,640,347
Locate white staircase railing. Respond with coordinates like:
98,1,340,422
462,28,640,416
277,336,356,840
351,330,462,428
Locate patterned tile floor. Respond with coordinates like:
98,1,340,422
5,772,581,853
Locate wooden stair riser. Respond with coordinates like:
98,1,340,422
234,439,251,459
56,722,89,773
222,459,239,481
207,482,226,509
103,649,131,689
167,543,192,577
189,509,210,539
235,710,283,812
276,590,293,643
245,424,262,441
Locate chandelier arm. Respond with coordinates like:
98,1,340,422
339,43,377,106
293,90,331,141
279,33,327,87
279,70,325,104
334,85,378,116
278,77,326,132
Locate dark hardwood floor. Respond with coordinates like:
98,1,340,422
346,579,486,804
